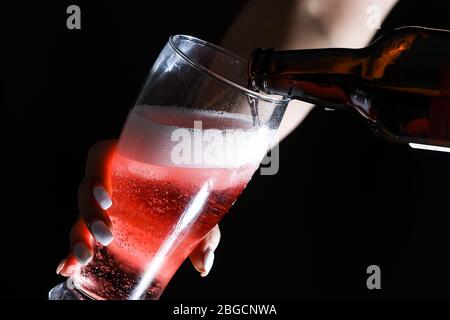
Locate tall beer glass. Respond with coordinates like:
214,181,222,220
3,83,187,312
50,35,289,300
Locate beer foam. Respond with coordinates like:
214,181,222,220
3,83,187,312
117,105,274,168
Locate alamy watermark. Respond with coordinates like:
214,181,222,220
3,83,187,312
366,264,381,290
169,120,280,175
366,4,382,30
66,5,81,30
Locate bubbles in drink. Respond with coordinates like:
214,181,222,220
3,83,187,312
73,105,272,299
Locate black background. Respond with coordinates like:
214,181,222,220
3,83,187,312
3,0,450,300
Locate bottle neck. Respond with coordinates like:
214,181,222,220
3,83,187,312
248,47,367,108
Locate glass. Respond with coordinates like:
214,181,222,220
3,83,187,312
49,35,289,300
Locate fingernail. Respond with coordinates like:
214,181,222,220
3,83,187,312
73,243,93,265
93,186,112,210
200,248,215,277
91,220,114,246
56,259,66,274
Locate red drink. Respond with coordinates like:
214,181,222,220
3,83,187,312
72,105,272,300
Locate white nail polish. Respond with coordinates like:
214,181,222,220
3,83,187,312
73,243,92,265
91,220,114,246
92,186,112,210
201,248,215,277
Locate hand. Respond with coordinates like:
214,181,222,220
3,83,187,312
56,140,221,278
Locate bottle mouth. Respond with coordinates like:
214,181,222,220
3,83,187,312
247,48,280,95
168,35,290,105
247,48,276,77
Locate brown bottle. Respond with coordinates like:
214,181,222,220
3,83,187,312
248,26,450,152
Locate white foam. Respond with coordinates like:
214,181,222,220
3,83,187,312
117,105,274,168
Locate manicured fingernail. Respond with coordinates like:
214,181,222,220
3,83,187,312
93,186,112,210
91,220,113,246
56,259,66,274
200,248,215,277
73,243,92,265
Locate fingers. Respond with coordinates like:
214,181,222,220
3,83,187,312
57,140,117,277
56,217,99,276
78,140,117,246
58,224,223,278
189,224,221,277
70,218,94,264
56,217,96,276
57,211,109,276
78,179,114,246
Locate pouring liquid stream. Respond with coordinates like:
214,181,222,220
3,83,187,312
247,78,260,127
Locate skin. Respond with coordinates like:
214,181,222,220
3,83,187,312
57,0,399,278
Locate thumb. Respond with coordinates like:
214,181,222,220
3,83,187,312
189,225,221,277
